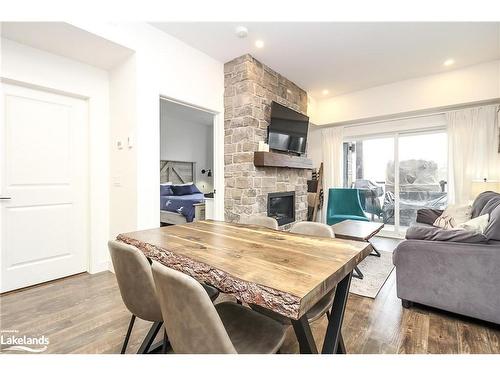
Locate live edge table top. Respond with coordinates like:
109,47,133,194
117,220,372,320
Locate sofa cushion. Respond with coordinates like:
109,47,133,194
479,198,500,216
484,204,500,241
406,225,488,243
471,191,500,218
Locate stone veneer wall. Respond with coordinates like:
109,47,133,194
224,54,310,225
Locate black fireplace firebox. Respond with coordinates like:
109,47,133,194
267,191,295,226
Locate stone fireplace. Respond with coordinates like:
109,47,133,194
268,191,295,226
224,54,310,226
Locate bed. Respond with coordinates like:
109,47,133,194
160,160,206,225
160,193,205,223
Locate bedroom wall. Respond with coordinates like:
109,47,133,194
159,102,214,193
0,38,111,273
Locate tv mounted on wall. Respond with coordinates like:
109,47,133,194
267,101,309,155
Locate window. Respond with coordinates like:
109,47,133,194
344,129,448,235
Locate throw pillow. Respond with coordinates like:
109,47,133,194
433,214,456,229
171,183,202,196
436,204,472,227
160,183,173,196
458,214,489,234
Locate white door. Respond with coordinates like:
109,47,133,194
1,83,88,293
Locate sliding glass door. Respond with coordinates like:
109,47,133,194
343,136,395,230
397,132,448,229
344,130,447,235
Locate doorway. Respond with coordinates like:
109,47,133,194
158,98,216,223
1,83,89,293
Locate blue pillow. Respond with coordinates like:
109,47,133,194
171,184,202,196
160,184,173,196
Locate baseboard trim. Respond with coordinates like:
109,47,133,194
88,260,112,274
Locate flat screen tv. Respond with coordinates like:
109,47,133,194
268,102,309,155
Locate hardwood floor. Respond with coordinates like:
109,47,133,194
1,239,499,354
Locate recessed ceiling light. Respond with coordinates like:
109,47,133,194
322,89,329,95
443,59,455,67
255,40,264,48
235,26,248,38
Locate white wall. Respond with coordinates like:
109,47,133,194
1,38,110,273
307,125,323,169
109,54,138,239
314,60,500,125
71,22,225,228
160,105,214,193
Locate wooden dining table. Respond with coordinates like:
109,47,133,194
117,220,372,354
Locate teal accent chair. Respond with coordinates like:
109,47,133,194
326,188,369,225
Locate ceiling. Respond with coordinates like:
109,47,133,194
1,22,134,70
160,98,214,126
151,22,500,99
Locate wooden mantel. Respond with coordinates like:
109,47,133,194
253,151,313,169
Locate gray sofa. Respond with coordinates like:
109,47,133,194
393,191,500,324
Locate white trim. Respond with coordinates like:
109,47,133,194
159,96,217,115
158,96,224,221
343,125,448,236
343,113,447,139
0,39,111,277
394,133,400,234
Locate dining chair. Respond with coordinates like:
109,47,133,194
151,261,287,354
108,240,218,354
326,188,369,225
252,221,336,324
244,216,279,230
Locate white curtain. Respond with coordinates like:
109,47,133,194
447,104,500,204
321,126,344,222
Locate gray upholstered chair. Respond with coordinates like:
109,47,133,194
290,222,336,321
290,221,334,238
252,221,336,324
108,240,218,354
244,216,279,230
151,261,287,354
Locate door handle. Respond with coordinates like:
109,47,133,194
0,197,12,200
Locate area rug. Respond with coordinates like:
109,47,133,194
349,250,395,299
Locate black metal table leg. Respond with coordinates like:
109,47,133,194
291,314,318,354
137,321,163,354
353,266,364,279
321,272,352,354
368,241,381,257
162,329,168,354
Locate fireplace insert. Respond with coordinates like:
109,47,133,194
267,191,295,226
